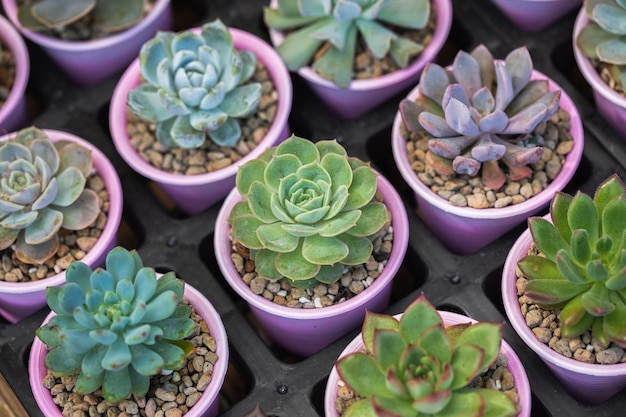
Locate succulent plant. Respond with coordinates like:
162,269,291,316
576,0,626,91
519,174,626,348
399,44,561,190
336,294,517,417
35,246,196,404
0,127,100,265
127,19,262,149
228,135,389,287
17,0,146,33
264,0,430,88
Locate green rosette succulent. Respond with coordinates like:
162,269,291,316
35,247,195,404
0,127,100,265
336,294,517,417
576,0,626,91
229,135,389,287
127,19,262,149
519,174,626,347
17,0,145,33
399,44,560,190
264,0,430,88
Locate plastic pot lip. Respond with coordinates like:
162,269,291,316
502,214,626,376
109,26,292,187
28,280,229,417
0,14,29,124
214,171,410,321
266,0,453,92
391,65,584,220
324,310,532,417
0,129,123,294
573,8,626,110
1,0,171,52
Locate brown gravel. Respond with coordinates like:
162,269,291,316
41,300,219,417
515,246,626,365
0,44,16,109
0,173,109,283
402,108,574,208
597,61,626,96
334,353,521,415
126,60,277,176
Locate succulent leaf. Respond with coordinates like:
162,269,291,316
36,247,195,403
232,135,388,284
337,294,516,417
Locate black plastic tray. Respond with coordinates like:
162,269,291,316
1,1,626,416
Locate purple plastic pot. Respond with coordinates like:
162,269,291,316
324,310,532,416
391,68,584,255
0,14,29,132
502,216,626,404
1,0,172,87
29,281,229,417
0,129,123,323
214,172,409,357
110,27,292,216
266,0,452,119
491,0,582,32
573,7,626,140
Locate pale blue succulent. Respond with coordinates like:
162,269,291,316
35,247,195,403
0,127,100,265
128,19,262,149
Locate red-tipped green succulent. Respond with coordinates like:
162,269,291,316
400,44,560,190
335,294,517,417
519,174,626,347
0,127,100,265
35,247,195,404
229,135,389,288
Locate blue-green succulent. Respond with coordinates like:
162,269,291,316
127,19,262,149
36,247,195,404
0,127,100,265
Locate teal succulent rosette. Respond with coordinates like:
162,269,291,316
229,135,389,287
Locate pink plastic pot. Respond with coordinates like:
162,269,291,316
391,68,584,255
324,310,532,416
491,0,582,32
214,172,409,357
573,7,626,140
267,0,452,119
502,216,626,404
0,129,123,323
29,281,229,417
1,0,172,87
0,14,29,132
110,27,292,216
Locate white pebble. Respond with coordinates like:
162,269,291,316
299,297,311,304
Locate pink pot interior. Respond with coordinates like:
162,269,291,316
0,14,30,131
324,310,532,417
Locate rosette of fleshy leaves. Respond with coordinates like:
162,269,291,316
519,174,626,347
577,0,626,91
0,127,100,265
264,0,430,88
17,0,146,34
127,19,262,149
229,135,389,288
399,44,561,190
336,294,517,417
35,247,196,404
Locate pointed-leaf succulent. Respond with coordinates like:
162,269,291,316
264,0,430,88
400,44,560,190
0,127,100,265
17,0,146,34
127,19,262,150
336,294,517,417
229,135,389,287
576,0,626,91
35,247,196,404
519,174,626,348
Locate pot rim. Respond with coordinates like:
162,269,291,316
0,14,29,126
